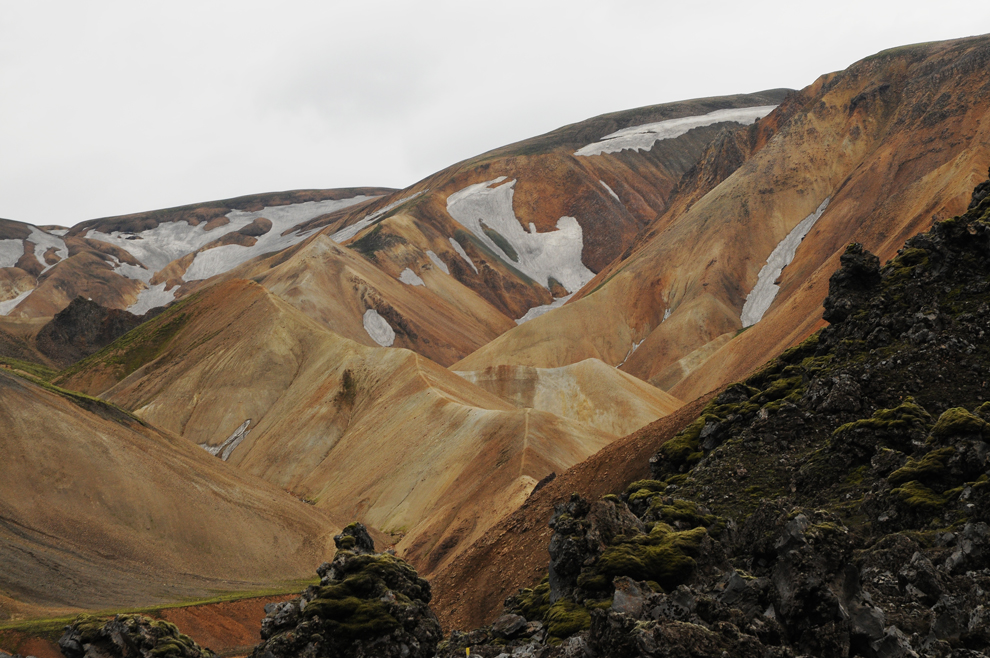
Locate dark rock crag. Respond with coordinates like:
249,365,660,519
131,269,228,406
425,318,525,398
58,614,214,658
36,296,158,367
251,522,442,658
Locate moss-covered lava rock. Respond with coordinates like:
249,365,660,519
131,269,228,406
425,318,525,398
58,614,214,658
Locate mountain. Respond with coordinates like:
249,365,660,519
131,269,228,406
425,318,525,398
455,36,990,403
0,368,344,612
52,278,672,576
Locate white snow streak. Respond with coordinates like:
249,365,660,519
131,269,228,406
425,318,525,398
449,238,478,274
331,191,425,243
426,250,449,275
363,309,395,347
445,178,595,293
127,282,176,315
663,308,671,323
202,419,251,461
741,198,830,328
0,288,33,315
616,338,646,368
0,240,23,268
600,180,621,203
516,294,574,324
575,106,777,157
46,228,69,236
399,268,425,286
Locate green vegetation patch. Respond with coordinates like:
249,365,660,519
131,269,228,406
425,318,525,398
888,447,955,487
544,600,591,643
0,356,57,381
349,224,408,259
891,480,958,511
931,407,988,440
834,398,934,436
505,575,551,621
594,524,707,591
480,223,519,262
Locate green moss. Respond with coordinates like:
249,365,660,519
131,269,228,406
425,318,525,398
595,525,707,591
891,480,957,510
625,480,666,495
834,398,934,436
888,447,955,487
648,499,715,529
545,600,591,642
657,416,710,467
601,494,621,503
885,247,930,283
930,407,988,440
505,575,551,621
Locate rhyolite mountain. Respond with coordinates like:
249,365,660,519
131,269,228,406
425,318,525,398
1,33,989,650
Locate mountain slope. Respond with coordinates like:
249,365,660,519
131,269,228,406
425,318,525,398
54,278,653,575
454,36,990,400
0,369,340,611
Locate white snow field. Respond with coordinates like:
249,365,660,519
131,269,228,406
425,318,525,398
127,282,176,315
515,293,574,324
363,308,396,347
87,196,374,283
0,240,23,268
449,238,478,274
740,198,831,328
0,288,33,316
445,177,595,293
600,180,621,203
575,106,778,157
28,227,68,273
399,268,425,286
331,191,425,243
0,228,67,272
426,250,449,275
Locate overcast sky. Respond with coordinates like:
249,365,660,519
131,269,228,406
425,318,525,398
1,1,988,226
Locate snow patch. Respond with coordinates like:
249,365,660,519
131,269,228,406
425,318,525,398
363,308,395,347
0,240,23,268
426,250,449,275
88,196,373,282
399,268,425,286
28,227,68,273
46,228,69,236
0,288,33,315
516,293,573,324
105,255,154,283
445,178,595,293
575,105,778,157
201,419,251,461
600,180,621,203
449,238,478,274
331,191,426,243
662,308,671,323
741,198,830,328
127,282,176,315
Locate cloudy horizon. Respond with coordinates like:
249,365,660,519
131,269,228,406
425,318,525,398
2,0,988,226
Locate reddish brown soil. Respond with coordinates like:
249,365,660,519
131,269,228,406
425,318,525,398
0,631,62,658
430,391,716,632
159,594,295,657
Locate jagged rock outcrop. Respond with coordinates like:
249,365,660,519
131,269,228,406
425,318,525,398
36,296,155,367
58,614,214,658
440,168,990,657
251,522,441,658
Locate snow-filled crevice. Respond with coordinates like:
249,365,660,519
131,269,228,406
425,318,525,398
445,178,594,293
426,250,449,275
363,308,395,347
616,338,646,368
201,419,251,461
449,238,478,274
740,198,830,328
575,106,777,157
600,180,621,203
127,282,176,315
331,191,426,244
0,288,33,315
515,293,573,324
399,268,425,286
0,240,24,269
